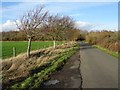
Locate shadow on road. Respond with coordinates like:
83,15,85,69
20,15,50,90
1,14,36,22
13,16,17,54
78,42,93,50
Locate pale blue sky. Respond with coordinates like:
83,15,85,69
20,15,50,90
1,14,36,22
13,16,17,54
1,2,118,31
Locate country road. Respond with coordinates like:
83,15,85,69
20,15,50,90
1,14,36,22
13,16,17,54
40,42,118,89
80,42,118,88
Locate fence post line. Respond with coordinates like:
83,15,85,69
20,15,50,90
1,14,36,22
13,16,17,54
13,47,16,57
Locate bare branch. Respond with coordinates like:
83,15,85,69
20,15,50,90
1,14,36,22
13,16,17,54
16,6,48,39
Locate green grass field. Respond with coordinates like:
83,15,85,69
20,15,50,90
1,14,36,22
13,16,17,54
1,41,63,59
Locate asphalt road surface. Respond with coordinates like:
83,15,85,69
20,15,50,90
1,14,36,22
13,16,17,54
40,51,82,88
80,42,118,88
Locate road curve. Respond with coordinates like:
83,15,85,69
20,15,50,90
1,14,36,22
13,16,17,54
80,42,118,88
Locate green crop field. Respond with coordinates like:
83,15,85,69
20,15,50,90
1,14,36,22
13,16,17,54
1,41,63,59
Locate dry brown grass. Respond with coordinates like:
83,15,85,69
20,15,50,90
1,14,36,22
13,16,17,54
1,41,76,85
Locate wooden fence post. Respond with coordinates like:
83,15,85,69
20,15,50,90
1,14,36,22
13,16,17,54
13,47,16,57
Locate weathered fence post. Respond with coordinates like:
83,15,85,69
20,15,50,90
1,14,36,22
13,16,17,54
53,40,56,49
13,47,16,57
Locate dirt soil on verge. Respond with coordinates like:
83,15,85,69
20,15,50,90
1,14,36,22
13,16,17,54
40,50,82,89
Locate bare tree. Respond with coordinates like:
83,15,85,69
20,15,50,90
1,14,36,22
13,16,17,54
57,16,75,41
44,15,75,48
16,6,48,57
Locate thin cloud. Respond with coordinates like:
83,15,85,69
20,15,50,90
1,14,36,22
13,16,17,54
1,20,117,32
44,0,119,2
75,21,117,31
2,2,43,22
2,0,119,2
75,21,96,31
2,2,111,22
2,20,18,31
2,0,45,2
70,13,82,17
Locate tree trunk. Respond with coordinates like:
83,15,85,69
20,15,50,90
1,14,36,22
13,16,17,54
53,40,56,49
27,37,31,58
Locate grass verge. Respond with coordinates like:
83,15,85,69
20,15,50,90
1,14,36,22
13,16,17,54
93,45,120,59
9,44,79,89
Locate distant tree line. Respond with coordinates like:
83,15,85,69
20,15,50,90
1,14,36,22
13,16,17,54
1,29,81,41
